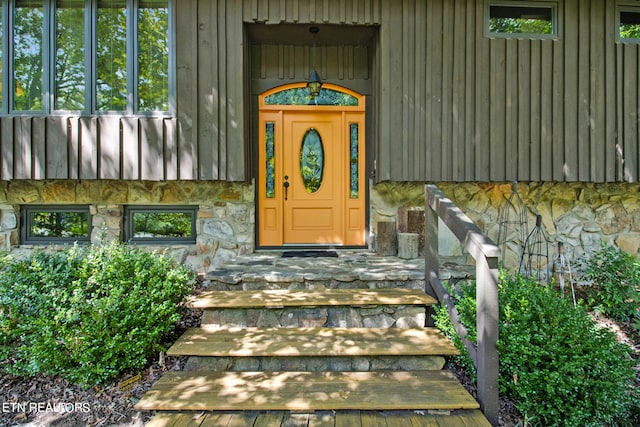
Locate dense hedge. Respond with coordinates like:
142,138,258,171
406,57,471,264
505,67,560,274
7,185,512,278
0,243,194,385
435,271,638,427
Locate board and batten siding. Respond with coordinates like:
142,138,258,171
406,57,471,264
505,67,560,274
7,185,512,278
0,116,179,181
0,0,248,182
1,0,639,183
378,0,631,183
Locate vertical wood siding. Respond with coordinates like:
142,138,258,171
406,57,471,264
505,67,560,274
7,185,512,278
249,44,373,91
377,0,628,183
0,0,380,182
1,0,639,183
241,0,381,24
0,116,178,180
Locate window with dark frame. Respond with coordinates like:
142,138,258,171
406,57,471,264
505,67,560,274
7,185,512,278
618,6,640,42
2,0,173,114
487,2,557,38
124,206,197,244
21,205,91,244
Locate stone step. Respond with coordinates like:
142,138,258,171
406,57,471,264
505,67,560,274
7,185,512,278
170,326,457,373
190,288,437,309
196,288,435,328
168,327,458,358
204,253,427,291
134,370,481,413
183,353,449,372
201,305,428,329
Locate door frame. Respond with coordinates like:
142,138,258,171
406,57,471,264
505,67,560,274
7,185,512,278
256,82,367,248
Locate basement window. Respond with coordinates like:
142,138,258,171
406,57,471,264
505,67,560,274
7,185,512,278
618,5,640,42
487,2,558,39
21,205,91,244
124,206,197,244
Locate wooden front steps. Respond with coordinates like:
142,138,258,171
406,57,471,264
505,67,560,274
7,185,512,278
136,284,491,426
145,409,492,427
167,327,458,358
189,288,437,309
136,370,479,412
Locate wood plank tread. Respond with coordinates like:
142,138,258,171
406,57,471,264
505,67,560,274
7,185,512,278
145,409,492,427
167,327,459,357
189,288,437,309
134,371,481,413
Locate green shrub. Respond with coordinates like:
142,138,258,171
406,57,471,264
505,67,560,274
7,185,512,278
433,280,477,378
0,242,194,385
585,244,640,322
435,272,638,427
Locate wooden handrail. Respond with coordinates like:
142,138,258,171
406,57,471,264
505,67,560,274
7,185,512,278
424,184,499,426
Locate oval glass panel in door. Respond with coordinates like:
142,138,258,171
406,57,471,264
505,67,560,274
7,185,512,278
300,128,324,193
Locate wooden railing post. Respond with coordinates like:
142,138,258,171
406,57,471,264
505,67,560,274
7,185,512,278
476,255,500,425
424,184,500,426
424,200,439,327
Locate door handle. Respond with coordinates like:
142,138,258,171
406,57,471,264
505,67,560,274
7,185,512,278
283,175,290,200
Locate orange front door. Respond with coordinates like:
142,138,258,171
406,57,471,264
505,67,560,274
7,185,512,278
258,84,366,247
283,111,343,244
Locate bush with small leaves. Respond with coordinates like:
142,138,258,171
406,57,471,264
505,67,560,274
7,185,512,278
584,244,640,322
434,272,639,427
433,280,477,379
0,242,194,386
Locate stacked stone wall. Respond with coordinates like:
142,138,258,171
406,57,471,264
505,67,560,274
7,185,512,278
0,180,255,273
2,179,639,276
371,181,640,271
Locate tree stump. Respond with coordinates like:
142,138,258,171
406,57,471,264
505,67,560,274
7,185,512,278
398,233,419,259
397,208,425,255
377,221,397,256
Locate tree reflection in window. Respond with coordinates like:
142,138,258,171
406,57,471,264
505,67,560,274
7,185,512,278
138,0,169,111
55,0,85,110
489,5,554,35
125,206,197,243
22,206,91,243
132,212,192,238
31,212,88,237
620,10,640,40
14,0,44,111
96,0,127,111
6,0,171,113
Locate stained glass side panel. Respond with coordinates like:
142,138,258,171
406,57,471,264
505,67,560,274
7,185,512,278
265,87,358,106
350,123,359,198
265,122,275,198
300,128,324,193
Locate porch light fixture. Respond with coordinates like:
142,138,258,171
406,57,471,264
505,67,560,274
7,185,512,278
307,69,322,98
307,26,323,98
